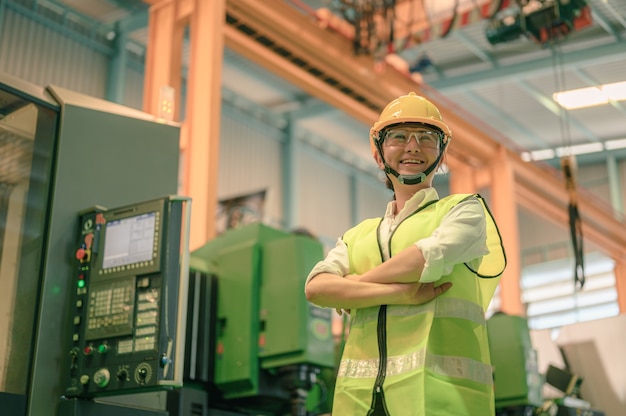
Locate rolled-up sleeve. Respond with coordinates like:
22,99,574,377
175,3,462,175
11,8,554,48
305,237,350,286
416,198,489,283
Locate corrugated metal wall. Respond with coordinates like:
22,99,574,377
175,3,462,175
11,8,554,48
122,66,145,110
0,6,109,99
298,150,353,241
356,178,392,221
219,104,285,229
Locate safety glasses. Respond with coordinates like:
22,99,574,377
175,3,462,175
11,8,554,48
383,126,442,150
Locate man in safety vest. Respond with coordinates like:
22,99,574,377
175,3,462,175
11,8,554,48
305,92,506,416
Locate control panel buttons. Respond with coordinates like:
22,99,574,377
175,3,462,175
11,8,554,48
79,375,90,385
97,343,109,354
134,363,152,384
159,354,171,368
69,348,79,367
116,368,129,382
83,345,94,356
93,368,110,388
76,248,91,263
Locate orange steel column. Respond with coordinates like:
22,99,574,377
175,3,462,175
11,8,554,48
490,145,524,315
447,158,477,194
143,0,184,118
144,0,224,248
615,260,626,314
183,0,225,249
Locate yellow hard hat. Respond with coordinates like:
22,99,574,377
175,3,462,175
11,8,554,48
370,92,452,157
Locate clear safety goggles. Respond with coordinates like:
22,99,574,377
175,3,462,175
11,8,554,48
383,126,442,150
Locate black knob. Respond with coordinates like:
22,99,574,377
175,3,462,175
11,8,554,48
117,369,128,381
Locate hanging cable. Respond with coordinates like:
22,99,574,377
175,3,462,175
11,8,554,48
551,39,585,291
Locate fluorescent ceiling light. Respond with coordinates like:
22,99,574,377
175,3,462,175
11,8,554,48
601,81,626,101
530,148,555,160
605,138,626,150
522,139,625,162
556,142,604,156
553,87,608,110
553,81,626,109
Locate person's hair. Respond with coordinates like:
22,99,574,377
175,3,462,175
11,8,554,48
385,176,394,191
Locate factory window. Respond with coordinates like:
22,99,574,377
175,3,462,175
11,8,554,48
521,251,618,330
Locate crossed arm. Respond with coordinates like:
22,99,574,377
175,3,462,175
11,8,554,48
305,198,487,310
304,244,451,310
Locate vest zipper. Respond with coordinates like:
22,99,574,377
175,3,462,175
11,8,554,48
367,203,439,416
367,305,390,416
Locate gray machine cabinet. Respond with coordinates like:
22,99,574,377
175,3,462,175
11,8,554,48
24,84,180,416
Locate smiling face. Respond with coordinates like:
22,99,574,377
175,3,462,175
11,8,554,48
374,124,444,189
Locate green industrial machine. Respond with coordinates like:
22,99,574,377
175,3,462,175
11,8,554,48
189,223,335,415
487,313,544,416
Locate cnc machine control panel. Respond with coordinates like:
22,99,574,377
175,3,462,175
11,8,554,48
65,197,189,398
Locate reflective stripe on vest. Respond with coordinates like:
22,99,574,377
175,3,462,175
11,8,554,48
338,346,493,385
342,297,491,386
350,297,486,327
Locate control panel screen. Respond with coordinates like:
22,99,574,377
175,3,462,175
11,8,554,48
102,212,156,269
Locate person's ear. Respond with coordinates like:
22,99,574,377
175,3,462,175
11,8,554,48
374,150,384,169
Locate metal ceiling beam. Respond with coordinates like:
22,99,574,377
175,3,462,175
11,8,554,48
596,0,626,31
429,40,626,92
225,0,418,112
464,90,545,148
224,0,626,260
451,31,497,65
224,23,380,125
514,79,599,143
590,7,622,40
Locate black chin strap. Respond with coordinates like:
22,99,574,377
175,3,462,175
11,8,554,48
377,140,446,185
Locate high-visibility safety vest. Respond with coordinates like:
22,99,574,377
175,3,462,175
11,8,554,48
335,193,506,416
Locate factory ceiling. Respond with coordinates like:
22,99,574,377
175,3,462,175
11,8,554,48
45,0,625,168
34,1,626,249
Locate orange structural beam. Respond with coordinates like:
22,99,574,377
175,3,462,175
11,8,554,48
490,145,523,315
144,0,225,249
143,0,184,119
183,0,226,249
